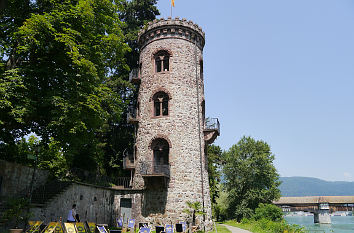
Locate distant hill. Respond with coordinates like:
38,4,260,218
279,177,354,197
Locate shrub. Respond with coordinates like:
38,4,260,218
253,203,283,222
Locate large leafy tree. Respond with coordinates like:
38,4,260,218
1,0,130,170
223,136,281,221
0,0,159,177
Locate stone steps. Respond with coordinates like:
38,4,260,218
31,181,72,206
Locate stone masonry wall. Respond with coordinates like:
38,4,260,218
0,160,49,198
31,183,142,225
134,18,213,230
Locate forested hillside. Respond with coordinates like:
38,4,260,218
279,177,354,196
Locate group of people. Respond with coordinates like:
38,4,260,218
67,204,80,223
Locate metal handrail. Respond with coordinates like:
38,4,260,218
204,117,220,134
138,160,170,177
69,167,132,188
114,177,132,189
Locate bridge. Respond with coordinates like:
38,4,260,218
274,196,354,224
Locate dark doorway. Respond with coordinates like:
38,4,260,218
120,198,132,223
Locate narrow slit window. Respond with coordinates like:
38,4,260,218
154,99,161,116
163,57,169,71
162,99,168,115
155,58,162,73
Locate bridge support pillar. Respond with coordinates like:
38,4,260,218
314,210,331,224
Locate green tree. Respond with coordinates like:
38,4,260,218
1,0,129,169
206,144,223,217
223,136,281,221
16,135,68,178
0,0,160,178
120,0,159,69
214,187,229,221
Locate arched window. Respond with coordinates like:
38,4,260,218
154,51,170,73
153,92,169,116
151,138,169,165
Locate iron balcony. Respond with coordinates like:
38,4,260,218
138,160,170,178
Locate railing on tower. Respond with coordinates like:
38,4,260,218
204,117,220,135
114,177,132,189
70,167,131,187
129,68,141,84
123,155,135,169
139,161,170,177
127,105,139,124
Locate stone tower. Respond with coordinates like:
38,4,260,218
126,18,219,230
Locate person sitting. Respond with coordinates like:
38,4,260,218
67,204,78,223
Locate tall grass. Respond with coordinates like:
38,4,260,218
224,219,305,233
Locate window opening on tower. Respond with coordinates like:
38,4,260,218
153,92,169,116
154,50,170,72
200,60,203,79
151,138,169,165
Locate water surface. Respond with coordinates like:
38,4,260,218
285,216,354,233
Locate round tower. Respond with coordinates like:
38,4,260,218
128,17,219,230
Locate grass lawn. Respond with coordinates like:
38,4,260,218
223,220,257,232
208,223,232,233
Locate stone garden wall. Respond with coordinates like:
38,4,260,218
30,182,143,225
0,160,49,198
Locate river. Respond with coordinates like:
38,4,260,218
285,215,354,233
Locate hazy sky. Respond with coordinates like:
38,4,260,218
156,0,354,182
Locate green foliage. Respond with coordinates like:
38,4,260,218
97,0,159,178
120,0,159,68
0,0,159,179
2,197,31,228
1,0,129,169
208,224,231,233
253,204,283,222
183,201,205,226
214,188,229,221
223,136,281,221
207,144,222,218
16,135,68,178
224,219,305,233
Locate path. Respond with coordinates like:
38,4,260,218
221,224,253,233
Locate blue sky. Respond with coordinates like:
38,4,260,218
156,0,354,181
